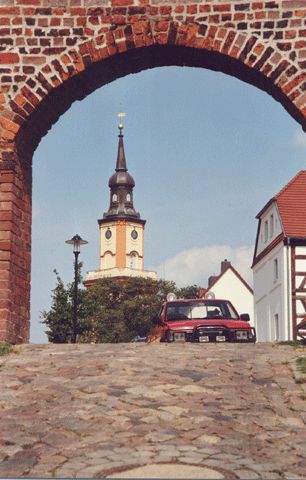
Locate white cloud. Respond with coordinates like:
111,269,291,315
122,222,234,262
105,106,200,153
153,245,254,288
292,130,306,147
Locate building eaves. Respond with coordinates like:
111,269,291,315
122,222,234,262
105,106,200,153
252,232,284,268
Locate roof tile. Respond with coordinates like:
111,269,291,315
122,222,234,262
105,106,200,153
274,170,306,238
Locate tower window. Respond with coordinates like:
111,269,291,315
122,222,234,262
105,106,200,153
112,193,118,202
126,193,131,202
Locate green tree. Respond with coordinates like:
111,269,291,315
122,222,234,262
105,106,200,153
41,267,87,343
41,270,72,343
42,271,201,343
177,284,200,299
81,277,165,342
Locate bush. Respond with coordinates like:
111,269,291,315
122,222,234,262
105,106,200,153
297,356,306,374
0,343,12,356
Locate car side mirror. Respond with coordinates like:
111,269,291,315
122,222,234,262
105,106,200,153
240,313,250,322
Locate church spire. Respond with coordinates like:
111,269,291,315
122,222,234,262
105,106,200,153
103,116,140,220
116,121,127,172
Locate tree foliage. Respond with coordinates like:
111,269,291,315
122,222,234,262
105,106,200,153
41,270,72,343
41,267,87,343
41,269,201,343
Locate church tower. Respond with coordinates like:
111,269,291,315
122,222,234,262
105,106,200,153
85,117,156,285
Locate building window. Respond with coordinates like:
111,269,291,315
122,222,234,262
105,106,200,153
274,314,279,341
264,220,268,242
273,258,278,281
112,193,118,202
270,214,274,237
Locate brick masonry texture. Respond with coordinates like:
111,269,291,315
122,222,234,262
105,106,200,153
0,0,305,342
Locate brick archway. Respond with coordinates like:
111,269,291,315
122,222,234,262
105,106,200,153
0,1,305,342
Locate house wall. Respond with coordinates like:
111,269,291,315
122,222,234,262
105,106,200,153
253,242,288,342
208,270,254,327
254,241,306,341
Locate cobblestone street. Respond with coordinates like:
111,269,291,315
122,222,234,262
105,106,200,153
0,343,305,479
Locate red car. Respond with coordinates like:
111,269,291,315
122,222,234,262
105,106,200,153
148,297,256,343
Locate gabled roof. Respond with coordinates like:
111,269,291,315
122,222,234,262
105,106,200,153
206,265,253,295
257,170,306,238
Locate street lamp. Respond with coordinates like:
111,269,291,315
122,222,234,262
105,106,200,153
65,234,88,343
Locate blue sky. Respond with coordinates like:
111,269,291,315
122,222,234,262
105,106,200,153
31,66,306,343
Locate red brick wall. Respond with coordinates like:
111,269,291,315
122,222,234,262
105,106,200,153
0,0,305,343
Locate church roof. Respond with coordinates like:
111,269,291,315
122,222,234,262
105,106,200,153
101,123,142,222
108,129,135,188
257,170,306,238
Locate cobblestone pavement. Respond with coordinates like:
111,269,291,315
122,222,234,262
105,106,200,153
0,343,305,479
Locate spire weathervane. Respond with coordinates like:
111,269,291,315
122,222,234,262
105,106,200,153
118,112,126,134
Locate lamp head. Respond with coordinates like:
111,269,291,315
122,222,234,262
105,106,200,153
65,234,88,253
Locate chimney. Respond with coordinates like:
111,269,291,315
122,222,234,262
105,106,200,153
221,259,231,273
208,275,217,287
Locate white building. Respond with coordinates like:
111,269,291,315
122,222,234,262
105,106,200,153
200,260,254,326
252,170,306,342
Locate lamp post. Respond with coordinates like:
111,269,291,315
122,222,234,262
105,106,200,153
65,234,88,343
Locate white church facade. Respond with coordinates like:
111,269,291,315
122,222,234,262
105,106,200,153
252,171,306,342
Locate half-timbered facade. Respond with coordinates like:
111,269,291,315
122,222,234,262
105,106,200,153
252,171,306,342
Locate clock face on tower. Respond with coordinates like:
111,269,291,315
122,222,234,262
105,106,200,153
131,229,138,240
105,229,112,240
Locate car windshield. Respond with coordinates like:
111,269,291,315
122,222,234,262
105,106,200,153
165,300,239,321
